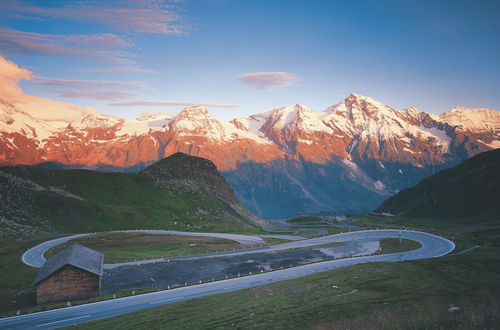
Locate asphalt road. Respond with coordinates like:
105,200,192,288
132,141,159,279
21,230,290,268
2,230,454,329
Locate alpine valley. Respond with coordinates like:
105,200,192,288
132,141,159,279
1,94,499,219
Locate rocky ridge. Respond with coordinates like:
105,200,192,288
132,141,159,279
1,93,498,218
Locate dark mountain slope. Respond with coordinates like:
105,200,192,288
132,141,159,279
375,149,500,220
0,153,264,237
142,152,238,205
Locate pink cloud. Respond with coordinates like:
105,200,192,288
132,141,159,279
0,28,136,65
2,0,188,35
75,66,157,74
109,101,240,108
35,77,145,89
62,33,134,48
238,72,299,90
34,77,146,101
0,56,96,124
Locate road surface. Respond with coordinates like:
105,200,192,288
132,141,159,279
21,230,303,268
2,230,454,329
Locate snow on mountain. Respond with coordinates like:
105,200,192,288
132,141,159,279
168,105,228,140
68,114,123,131
0,99,57,141
118,114,173,136
1,93,498,219
168,105,273,144
440,106,500,148
0,93,497,168
441,106,500,133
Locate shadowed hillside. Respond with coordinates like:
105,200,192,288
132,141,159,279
375,149,500,220
0,152,265,237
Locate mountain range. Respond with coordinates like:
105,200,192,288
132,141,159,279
1,93,499,218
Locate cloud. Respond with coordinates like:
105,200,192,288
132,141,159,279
238,71,299,91
0,56,96,124
2,0,188,35
0,28,136,65
62,33,134,48
74,66,157,74
109,101,241,108
34,77,146,101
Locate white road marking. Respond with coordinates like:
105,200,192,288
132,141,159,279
36,314,91,327
149,296,185,305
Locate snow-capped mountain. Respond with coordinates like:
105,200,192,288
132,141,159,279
440,106,500,148
1,94,498,218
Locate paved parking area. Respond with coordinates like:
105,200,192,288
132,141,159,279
102,238,380,294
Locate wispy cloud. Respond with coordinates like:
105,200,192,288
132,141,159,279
0,28,136,65
34,77,146,101
74,66,157,74
238,71,299,91
62,33,134,48
35,77,145,89
109,101,241,108
1,0,188,35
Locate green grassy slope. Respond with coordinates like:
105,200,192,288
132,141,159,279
0,153,263,236
375,149,500,220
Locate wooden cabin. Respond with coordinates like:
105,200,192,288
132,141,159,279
33,243,104,304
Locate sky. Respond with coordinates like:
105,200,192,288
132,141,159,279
1,0,499,124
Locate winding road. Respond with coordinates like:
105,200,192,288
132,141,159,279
0,229,454,329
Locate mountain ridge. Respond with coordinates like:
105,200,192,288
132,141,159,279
374,149,500,220
0,152,265,237
1,93,498,218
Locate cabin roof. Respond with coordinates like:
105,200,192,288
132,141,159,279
33,243,103,285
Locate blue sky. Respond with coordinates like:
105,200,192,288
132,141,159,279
1,0,499,122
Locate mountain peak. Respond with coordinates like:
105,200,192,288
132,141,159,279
68,114,123,131
343,93,389,108
142,152,239,205
178,105,210,116
440,106,500,136
328,93,393,121
169,105,227,140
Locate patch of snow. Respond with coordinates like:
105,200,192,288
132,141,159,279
403,147,415,154
484,140,500,149
441,107,500,133
348,137,358,155
69,114,122,131
297,138,313,145
420,126,451,142
373,180,385,191
117,115,173,136
6,137,17,148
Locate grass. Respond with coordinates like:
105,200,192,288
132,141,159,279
375,238,422,254
0,165,262,236
70,218,500,329
0,234,64,314
261,237,292,245
286,215,327,224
